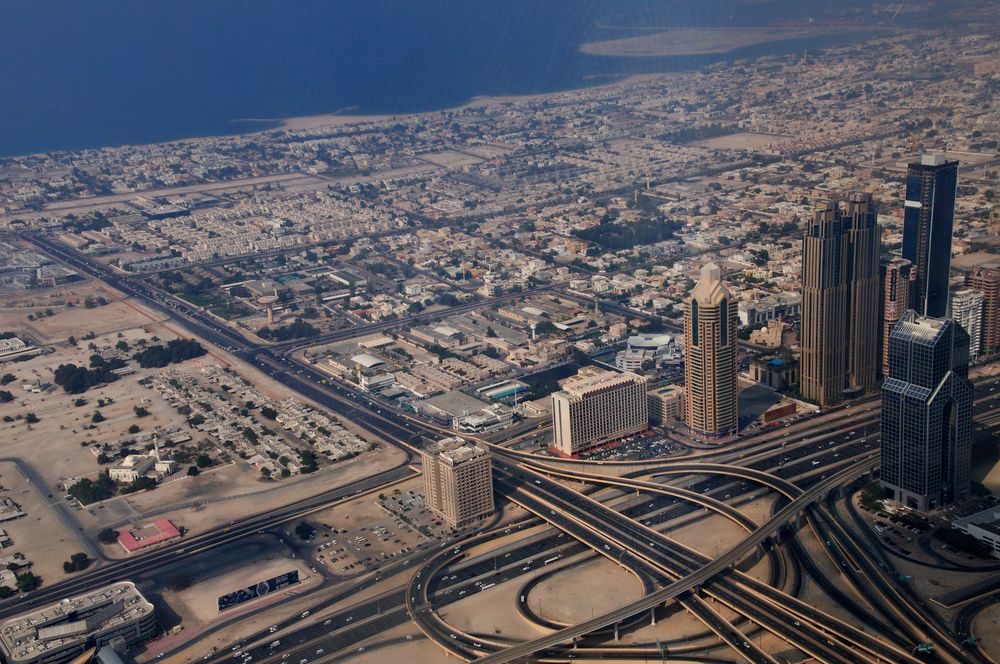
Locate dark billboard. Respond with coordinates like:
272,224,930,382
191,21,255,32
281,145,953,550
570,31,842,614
217,570,300,611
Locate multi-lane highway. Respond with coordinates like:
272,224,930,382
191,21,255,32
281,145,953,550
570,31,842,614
14,234,1000,664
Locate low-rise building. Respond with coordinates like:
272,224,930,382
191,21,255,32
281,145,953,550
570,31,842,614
0,582,156,664
647,384,686,425
954,506,1000,559
107,455,157,483
454,404,514,434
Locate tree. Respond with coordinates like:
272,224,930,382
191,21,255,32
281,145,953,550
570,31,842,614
127,424,141,434
120,476,157,494
186,466,200,477
195,454,212,468
0,374,15,386
294,521,315,540
91,410,105,423
68,473,116,504
132,338,207,368
0,586,15,599
63,553,90,573
98,528,119,544
133,406,150,417
15,572,41,592
260,406,278,420
115,340,129,352
260,467,272,479
24,412,39,424
0,391,13,404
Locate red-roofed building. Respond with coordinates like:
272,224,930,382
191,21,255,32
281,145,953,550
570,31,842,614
117,518,181,553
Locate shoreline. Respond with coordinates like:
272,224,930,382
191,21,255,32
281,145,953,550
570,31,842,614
250,73,666,133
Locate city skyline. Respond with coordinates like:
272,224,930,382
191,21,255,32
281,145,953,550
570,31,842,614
0,5,997,664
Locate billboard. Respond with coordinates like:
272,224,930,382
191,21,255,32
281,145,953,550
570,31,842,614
217,570,300,611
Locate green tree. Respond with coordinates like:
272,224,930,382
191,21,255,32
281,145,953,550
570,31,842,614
97,528,119,544
91,410,105,423
294,521,315,540
15,572,41,592
24,412,39,424
195,454,212,468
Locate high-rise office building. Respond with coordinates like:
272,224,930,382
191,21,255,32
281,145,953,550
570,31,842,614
684,263,738,440
902,154,959,318
951,289,984,358
550,366,647,455
880,312,972,511
843,193,883,391
880,257,912,378
965,266,999,354
800,194,881,406
421,437,494,528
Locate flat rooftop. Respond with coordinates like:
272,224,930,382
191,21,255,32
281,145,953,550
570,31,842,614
0,582,153,662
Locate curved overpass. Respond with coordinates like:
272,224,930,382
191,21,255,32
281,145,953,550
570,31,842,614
473,457,880,664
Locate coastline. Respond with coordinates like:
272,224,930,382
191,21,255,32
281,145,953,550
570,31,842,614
261,73,666,133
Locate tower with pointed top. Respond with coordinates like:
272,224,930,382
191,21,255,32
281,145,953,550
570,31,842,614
684,263,738,441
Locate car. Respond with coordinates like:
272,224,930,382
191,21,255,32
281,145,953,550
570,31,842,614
742,641,750,649
315,649,324,655
301,611,310,618
323,619,332,626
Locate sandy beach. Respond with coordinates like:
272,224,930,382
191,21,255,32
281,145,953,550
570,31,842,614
580,26,860,58
266,74,666,132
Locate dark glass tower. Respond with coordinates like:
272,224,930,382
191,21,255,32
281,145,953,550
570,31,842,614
880,312,972,511
902,154,959,318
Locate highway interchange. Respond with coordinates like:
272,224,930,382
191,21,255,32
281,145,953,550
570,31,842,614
5,234,1000,663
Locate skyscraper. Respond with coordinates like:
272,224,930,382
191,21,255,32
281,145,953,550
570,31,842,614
965,266,999,354
880,257,912,378
951,289,984,358
550,366,647,455
684,263,738,441
800,194,881,406
421,437,494,528
880,312,972,511
843,192,883,392
902,154,959,318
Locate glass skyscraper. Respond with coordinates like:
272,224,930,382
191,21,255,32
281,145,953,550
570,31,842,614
880,312,972,511
902,154,959,319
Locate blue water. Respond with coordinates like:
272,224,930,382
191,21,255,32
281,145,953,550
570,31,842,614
0,0,874,157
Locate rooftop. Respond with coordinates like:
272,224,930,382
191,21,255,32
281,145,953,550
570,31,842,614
0,582,153,662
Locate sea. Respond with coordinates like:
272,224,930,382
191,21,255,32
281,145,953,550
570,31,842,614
0,0,877,158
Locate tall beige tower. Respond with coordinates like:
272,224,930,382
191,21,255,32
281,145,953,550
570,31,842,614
421,437,494,529
684,263,738,441
880,257,912,378
843,193,882,393
801,194,881,406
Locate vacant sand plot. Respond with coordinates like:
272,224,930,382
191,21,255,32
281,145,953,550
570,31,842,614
696,132,796,151
0,462,91,587
974,602,1000,662
527,556,642,625
108,446,406,539
164,551,313,625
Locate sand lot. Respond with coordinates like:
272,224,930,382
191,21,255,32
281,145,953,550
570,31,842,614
974,602,1000,662
527,555,642,625
163,550,314,625
0,462,91,587
696,132,797,151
